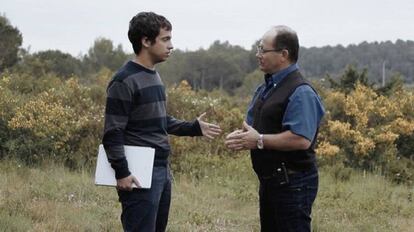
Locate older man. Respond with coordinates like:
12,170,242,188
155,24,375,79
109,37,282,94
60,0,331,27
225,26,325,232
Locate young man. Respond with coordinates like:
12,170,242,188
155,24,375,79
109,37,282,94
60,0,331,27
225,26,325,232
102,12,221,232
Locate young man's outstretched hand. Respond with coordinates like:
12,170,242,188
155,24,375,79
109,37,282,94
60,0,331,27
197,112,222,139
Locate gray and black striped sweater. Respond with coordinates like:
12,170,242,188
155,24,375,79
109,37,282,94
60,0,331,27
102,61,202,179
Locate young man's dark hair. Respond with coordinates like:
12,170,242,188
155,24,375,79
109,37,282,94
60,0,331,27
128,12,172,54
272,26,299,62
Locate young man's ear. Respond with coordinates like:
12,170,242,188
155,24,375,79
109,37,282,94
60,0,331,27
141,37,152,48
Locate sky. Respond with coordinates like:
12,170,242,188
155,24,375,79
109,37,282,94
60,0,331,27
2,0,414,57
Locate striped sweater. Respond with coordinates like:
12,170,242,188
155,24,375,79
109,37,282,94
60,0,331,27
102,61,202,179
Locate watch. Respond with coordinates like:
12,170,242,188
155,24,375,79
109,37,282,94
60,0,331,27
257,134,264,149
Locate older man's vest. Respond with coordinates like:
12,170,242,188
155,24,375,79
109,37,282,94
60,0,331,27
250,70,318,177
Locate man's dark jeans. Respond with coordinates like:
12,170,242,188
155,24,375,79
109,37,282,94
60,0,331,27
117,166,172,232
258,166,318,232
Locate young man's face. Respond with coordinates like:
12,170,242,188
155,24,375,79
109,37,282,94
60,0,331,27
148,28,173,64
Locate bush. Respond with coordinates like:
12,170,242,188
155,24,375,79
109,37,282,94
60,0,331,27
2,74,104,168
1,70,414,184
167,80,245,160
317,83,414,183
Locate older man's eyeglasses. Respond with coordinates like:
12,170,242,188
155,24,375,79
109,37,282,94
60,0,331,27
256,45,283,55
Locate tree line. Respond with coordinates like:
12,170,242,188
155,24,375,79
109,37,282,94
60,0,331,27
1,14,414,95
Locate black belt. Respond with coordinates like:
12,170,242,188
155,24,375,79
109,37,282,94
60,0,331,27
258,162,300,181
259,168,298,180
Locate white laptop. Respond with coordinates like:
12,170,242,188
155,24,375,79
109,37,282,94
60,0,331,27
95,144,155,189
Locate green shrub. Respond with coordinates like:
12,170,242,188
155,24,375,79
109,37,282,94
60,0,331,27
2,75,104,168
167,80,245,161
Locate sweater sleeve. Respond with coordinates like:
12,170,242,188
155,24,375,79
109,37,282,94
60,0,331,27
166,115,203,136
102,81,133,179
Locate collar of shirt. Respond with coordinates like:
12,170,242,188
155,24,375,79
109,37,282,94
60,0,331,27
246,63,300,125
264,63,299,88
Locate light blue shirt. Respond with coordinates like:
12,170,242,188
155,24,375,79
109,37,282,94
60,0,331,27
246,64,325,142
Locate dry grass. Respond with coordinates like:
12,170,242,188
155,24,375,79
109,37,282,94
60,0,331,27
1,155,413,232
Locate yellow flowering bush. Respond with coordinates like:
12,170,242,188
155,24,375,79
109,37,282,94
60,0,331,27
322,91,347,120
0,76,24,157
374,130,399,144
3,75,104,167
1,70,414,182
318,82,414,182
8,93,78,144
391,117,414,135
315,141,340,157
326,120,355,141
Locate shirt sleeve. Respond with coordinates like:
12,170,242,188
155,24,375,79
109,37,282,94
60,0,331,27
102,81,133,179
282,85,325,142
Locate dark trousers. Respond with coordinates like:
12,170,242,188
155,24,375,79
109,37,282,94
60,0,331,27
117,166,172,232
258,167,318,232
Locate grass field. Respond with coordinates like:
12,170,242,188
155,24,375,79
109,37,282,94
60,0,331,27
1,154,413,232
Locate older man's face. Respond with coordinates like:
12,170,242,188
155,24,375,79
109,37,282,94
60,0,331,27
256,30,284,74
